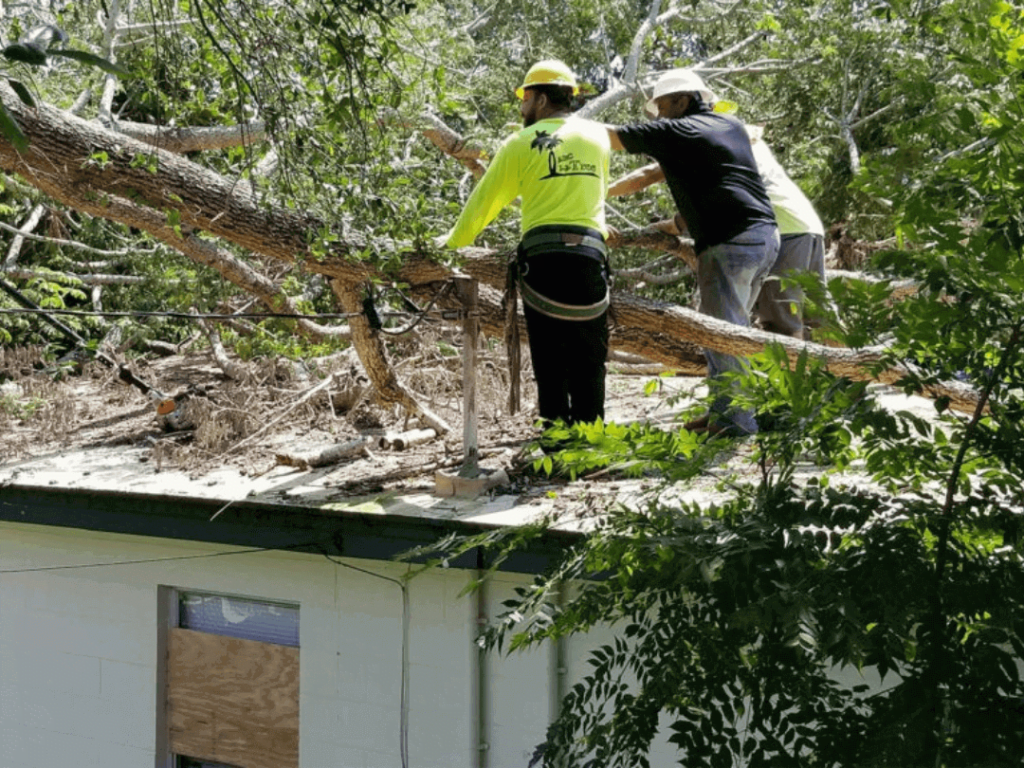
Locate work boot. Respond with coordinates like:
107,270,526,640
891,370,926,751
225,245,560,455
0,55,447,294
681,412,710,432
683,412,753,439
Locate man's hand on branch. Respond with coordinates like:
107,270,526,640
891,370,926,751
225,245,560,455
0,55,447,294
652,213,686,236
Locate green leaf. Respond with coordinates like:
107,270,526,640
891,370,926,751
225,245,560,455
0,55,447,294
2,42,47,66
0,102,29,151
48,49,132,78
6,79,35,108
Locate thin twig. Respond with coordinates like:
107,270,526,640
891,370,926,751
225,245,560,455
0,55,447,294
218,372,339,457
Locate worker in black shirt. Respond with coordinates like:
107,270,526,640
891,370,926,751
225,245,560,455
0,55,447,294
605,69,779,436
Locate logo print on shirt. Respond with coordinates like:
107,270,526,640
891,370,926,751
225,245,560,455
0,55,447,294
531,130,599,180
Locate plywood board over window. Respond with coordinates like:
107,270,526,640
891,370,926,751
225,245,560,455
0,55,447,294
167,628,299,768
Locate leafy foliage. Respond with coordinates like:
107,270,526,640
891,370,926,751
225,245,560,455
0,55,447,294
408,5,1024,765
0,17,127,149
2,3,1023,763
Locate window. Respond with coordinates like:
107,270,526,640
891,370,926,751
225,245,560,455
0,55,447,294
162,589,300,768
178,592,299,647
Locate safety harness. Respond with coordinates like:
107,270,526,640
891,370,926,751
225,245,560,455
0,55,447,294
515,227,610,321
503,225,611,414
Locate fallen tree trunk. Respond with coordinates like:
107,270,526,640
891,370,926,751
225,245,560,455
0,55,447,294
0,85,978,415
393,252,978,411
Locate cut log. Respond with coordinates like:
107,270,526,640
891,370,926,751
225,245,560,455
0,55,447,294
380,428,438,451
275,437,373,469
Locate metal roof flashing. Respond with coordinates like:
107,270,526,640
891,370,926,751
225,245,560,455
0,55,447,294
0,445,579,573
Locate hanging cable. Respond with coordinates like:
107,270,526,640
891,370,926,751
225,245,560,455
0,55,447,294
0,539,326,574
322,552,411,768
0,306,446,321
0,278,464,330
378,280,456,337
0,274,171,402
356,278,459,337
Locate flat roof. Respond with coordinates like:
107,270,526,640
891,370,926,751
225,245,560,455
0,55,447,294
2,381,979,571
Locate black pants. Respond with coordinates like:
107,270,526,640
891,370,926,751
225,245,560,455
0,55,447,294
520,247,609,425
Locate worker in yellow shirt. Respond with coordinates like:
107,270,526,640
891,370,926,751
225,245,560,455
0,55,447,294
443,60,612,434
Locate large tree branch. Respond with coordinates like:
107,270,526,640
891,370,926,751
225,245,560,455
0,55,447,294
417,112,488,178
850,98,903,131
98,0,125,123
623,0,665,85
331,279,452,434
381,108,488,178
699,58,820,77
0,159,348,341
699,30,769,67
113,121,268,154
1,204,46,270
0,219,146,259
404,249,978,413
609,161,664,197
0,88,977,414
0,83,371,283
611,226,699,272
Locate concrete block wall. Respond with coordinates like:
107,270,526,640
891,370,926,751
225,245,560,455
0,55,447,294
481,575,556,768
1,525,169,768
0,521,679,768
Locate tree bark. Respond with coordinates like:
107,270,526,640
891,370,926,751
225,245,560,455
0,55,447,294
114,120,267,154
0,83,367,281
330,279,453,435
0,85,979,415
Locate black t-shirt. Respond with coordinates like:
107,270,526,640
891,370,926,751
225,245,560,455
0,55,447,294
616,108,776,253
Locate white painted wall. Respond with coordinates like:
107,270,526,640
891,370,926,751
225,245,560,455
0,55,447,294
0,522,682,768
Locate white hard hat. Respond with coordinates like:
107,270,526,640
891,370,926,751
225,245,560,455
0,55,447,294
644,69,717,117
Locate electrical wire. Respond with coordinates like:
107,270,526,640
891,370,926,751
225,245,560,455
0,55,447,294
0,277,469,334
0,306,464,322
0,539,325,574
323,552,411,768
375,280,455,337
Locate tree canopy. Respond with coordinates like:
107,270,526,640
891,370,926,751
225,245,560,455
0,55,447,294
2,1,1023,766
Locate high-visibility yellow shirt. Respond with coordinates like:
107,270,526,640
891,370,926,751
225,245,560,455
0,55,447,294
445,116,610,248
746,125,824,236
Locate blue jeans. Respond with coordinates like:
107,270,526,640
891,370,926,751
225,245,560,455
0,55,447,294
698,222,780,434
753,232,826,339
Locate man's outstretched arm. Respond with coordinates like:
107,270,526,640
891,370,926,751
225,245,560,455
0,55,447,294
608,162,665,197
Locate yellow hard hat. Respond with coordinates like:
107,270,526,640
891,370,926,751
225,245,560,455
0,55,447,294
515,59,579,99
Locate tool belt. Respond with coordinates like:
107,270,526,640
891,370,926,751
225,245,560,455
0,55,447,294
515,226,610,322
